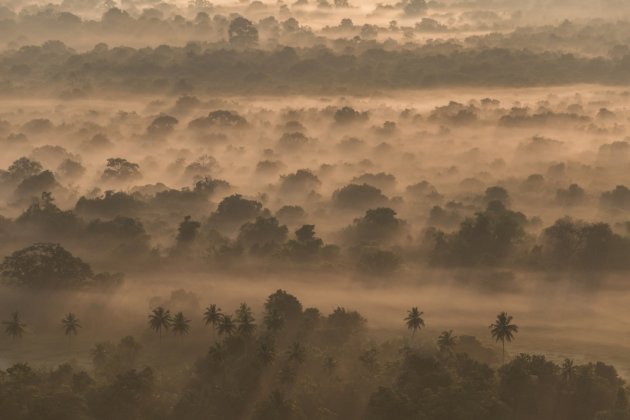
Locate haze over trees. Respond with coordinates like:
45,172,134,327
1,0,630,418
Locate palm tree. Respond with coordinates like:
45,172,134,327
62,313,81,339
404,307,425,338
489,311,519,364
217,314,236,336
236,303,256,336
203,304,223,338
437,330,457,357
172,312,191,337
148,307,172,339
4,312,26,339
257,341,276,366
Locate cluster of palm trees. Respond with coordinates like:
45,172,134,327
3,312,81,340
147,302,257,339
405,307,519,363
3,305,520,364
148,307,191,338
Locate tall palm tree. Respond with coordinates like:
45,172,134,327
61,313,81,338
437,330,457,357
148,307,172,339
203,304,223,338
4,312,26,339
217,314,236,336
404,307,425,338
172,312,191,337
236,303,256,336
236,303,256,335
489,311,519,364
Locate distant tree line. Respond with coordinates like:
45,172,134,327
2,42,630,96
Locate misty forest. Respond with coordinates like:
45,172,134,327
3,0,630,419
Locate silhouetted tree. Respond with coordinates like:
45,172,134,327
4,312,26,339
229,17,259,48
437,330,457,357
148,307,172,339
490,312,519,364
61,313,81,338
0,243,94,289
236,303,256,336
405,307,424,338
217,314,236,336
172,312,191,337
203,304,223,338
257,341,276,366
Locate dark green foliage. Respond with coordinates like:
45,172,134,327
536,218,630,269
101,158,141,183
228,17,259,48
332,184,388,211
208,194,266,233
0,242,93,288
427,201,527,267
75,191,146,219
238,216,289,252
5,45,630,95
345,208,405,245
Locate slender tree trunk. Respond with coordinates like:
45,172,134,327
502,339,505,365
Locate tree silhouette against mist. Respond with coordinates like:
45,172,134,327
172,312,191,337
490,311,519,364
437,330,457,357
236,303,256,336
405,307,425,338
4,312,26,339
203,304,223,339
257,341,276,366
149,307,172,339
61,313,81,339
217,314,236,336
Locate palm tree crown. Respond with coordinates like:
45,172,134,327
62,313,81,337
437,330,457,356
172,312,191,336
236,303,256,336
404,307,425,337
489,311,519,364
4,312,26,339
149,307,172,338
217,314,236,336
203,304,223,328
